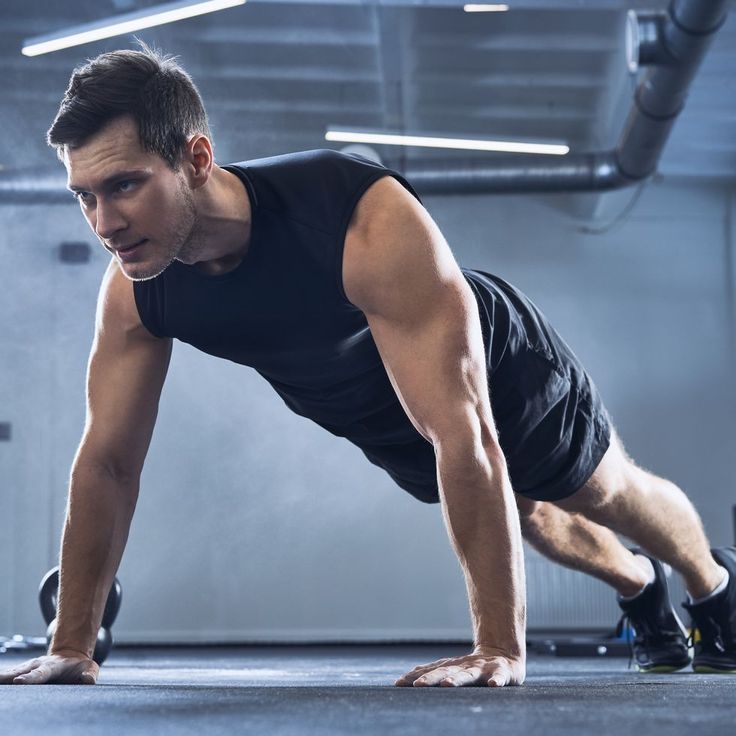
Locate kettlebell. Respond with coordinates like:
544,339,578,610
39,566,122,665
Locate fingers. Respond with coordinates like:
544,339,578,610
441,667,483,687
13,663,52,685
415,665,485,687
394,657,454,686
394,654,524,688
0,660,40,684
486,659,523,687
395,654,487,687
80,670,97,685
487,667,510,687
0,656,98,686
414,666,461,687
396,663,484,688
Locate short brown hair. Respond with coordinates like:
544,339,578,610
47,42,212,169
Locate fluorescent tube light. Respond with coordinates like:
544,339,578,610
22,0,246,57
464,4,510,12
325,130,569,156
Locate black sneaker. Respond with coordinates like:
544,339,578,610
616,549,691,673
682,547,736,674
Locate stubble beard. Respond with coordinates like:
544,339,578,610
126,178,199,282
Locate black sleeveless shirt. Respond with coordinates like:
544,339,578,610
133,149,512,456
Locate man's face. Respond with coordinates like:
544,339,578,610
65,115,197,281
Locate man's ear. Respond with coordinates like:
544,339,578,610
183,134,214,189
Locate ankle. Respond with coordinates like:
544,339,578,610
617,554,655,598
687,565,728,604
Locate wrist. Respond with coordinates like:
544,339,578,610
49,631,95,659
48,645,93,659
473,643,526,661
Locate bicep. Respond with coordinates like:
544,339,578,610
76,263,172,481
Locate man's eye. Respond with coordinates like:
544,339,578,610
117,180,136,192
73,191,90,203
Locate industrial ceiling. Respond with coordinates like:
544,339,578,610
1,0,734,186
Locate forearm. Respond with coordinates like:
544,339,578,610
435,442,526,659
50,461,138,658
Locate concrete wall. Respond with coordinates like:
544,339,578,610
1,178,734,643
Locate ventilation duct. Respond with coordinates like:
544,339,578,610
400,0,729,194
0,170,70,204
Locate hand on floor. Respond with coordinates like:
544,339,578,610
394,649,525,688
0,651,99,685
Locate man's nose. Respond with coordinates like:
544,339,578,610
94,201,127,241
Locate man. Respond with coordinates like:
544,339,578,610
1,46,734,688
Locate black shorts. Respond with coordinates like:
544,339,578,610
358,270,612,504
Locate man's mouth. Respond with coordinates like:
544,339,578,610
115,239,146,253
114,239,148,261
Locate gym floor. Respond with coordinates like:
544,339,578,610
2,644,735,736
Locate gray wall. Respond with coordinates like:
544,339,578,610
1,178,734,643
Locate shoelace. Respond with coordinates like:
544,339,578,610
616,612,685,670
616,613,635,669
689,614,733,654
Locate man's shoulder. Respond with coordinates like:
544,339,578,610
226,147,380,171
97,258,147,335
223,149,391,231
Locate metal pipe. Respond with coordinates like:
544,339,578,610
395,152,627,194
630,11,669,69
0,170,70,204
615,0,729,181
403,0,730,195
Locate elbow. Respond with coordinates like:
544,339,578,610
434,424,507,483
71,455,142,488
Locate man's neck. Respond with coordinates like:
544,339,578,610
187,164,253,275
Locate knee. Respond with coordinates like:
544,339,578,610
516,496,545,538
560,482,615,515
556,458,637,519
515,494,540,519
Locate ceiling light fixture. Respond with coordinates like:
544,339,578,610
22,0,246,57
325,130,568,156
464,4,510,12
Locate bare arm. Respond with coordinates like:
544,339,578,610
1,260,171,684
51,259,172,655
343,177,525,688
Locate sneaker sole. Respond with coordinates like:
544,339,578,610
639,608,692,674
692,664,736,674
637,662,691,673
